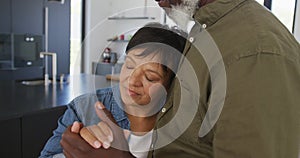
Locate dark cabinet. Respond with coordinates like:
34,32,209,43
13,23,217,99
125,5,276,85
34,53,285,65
22,106,66,158
0,0,11,33
0,118,22,158
0,75,110,157
0,106,66,158
45,0,71,75
11,0,44,34
0,0,44,34
0,0,71,80
92,62,123,76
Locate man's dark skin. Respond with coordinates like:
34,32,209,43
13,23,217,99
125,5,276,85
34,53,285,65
60,104,134,158
61,126,133,158
155,0,215,9
60,0,216,157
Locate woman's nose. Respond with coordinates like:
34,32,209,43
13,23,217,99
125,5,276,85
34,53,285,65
128,69,143,87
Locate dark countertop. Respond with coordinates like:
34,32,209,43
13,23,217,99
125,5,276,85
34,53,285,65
0,74,117,121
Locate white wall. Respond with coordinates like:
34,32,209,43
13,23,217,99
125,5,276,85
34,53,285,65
83,0,164,74
294,0,300,42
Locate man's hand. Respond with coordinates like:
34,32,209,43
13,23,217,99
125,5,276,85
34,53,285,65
60,125,134,158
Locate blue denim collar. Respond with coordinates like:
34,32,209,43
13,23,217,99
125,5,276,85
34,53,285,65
111,86,129,123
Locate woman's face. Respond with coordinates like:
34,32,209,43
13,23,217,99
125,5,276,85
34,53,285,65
119,48,171,107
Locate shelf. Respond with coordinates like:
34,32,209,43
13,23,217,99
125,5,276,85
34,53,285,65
108,16,155,20
107,39,129,42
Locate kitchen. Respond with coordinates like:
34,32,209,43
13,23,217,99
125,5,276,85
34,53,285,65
0,0,299,157
0,0,166,157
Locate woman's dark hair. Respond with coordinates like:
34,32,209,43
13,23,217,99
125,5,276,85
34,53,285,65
126,23,187,53
125,23,187,81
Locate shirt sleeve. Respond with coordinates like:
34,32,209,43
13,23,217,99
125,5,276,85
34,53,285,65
39,101,81,158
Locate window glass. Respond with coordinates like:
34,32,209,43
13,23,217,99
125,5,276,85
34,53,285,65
294,0,300,41
256,0,264,5
70,0,83,74
271,0,296,32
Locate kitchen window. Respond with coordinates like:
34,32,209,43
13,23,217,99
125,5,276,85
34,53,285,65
256,0,297,33
70,0,83,74
271,0,297,32
256,0,264,5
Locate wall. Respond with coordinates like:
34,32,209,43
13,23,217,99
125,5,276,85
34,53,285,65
83,0,164,74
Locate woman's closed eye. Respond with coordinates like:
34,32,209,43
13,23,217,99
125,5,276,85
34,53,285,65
125,61,135,69
124,56,136,69
145,73,161,82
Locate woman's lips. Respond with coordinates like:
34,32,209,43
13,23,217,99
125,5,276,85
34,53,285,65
128,89,140,97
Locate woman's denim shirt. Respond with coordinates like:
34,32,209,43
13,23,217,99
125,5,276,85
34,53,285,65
40,86,130,158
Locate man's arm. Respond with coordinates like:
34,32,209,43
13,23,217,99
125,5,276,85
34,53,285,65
60,102,135,158
61,125,134,158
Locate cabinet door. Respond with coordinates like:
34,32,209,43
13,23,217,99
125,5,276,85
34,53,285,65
0,118,22,158
0,0,11,33
46,0,71,75
22,106,66,158
11,0,44,34
93,62,115,75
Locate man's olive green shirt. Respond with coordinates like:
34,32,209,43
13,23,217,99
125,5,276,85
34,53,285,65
148,0,300,157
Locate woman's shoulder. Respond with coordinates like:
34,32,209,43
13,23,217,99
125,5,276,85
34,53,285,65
70,87,115,108
95,86,120,109
96,87,115,103
67,86,123,126
95,86,114,95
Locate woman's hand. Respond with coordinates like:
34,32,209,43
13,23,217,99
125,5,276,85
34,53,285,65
78,102,130,150
79,121,113,149
61,101,134,158
61,125,134,158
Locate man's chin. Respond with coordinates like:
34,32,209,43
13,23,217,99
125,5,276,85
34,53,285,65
167,10,192,31
164,1,198,31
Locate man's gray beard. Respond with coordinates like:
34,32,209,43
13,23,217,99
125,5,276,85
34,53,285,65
167,0,199,31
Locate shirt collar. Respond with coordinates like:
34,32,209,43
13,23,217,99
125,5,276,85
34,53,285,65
193,0,247,27
111,86,128,122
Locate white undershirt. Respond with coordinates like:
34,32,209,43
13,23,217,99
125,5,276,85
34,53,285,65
128,130,153,158
54,130,153,158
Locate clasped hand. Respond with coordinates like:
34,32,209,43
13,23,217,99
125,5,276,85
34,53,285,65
60,102,134,158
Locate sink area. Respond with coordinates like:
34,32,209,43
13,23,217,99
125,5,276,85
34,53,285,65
21,80,46,86
21,75,69,86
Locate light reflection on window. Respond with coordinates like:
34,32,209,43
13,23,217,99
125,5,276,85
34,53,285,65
272,0,296,32
70,0,83,75
256,0,264,5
